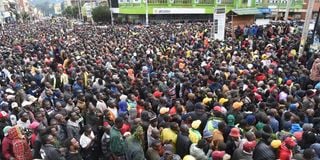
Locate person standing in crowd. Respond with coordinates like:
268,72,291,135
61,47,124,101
1,126,13,160
125,125,145,160
110,117,127,159
8,126,33,160
176,124,191,158
79,125,97,160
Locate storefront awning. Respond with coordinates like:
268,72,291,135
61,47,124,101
258,8,271,14
230,8,263,15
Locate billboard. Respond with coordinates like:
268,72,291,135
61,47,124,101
213,8,226,41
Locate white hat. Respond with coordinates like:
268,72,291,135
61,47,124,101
21,100,33,107
26,95,38,103
5,88,15,94
6,95,15,100
119,95,127,101
11,102,18,109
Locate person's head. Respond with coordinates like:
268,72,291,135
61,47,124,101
197,139,206,149
65,137,80,152
170,122,179,132
72,107,81,115
151,129,160,139
49,126,58,137
203,130,213,142
50,119,58,128
20,112,29,122
229,127,241,140
217,142,227,151
151,140,162,152
115,117,124,129
35,112,44,122
150,117,158,127
243,141,256,153
70,112,79,122
180,124,189,134
55,101,63,109
54,114,65,124
303,148,316,160
218,121,226,132
83,125,92,136
42,134,54,145
284,137,296,150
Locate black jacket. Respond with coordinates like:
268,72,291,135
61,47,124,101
253,140,276,160
176,132,191,158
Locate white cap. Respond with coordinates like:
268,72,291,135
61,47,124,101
11,102,18,109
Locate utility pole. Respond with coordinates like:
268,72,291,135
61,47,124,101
145,0,149,26
109,0,114,26
284,0,291,21
298,0,315,56
78,0,82,21
275,0,280,21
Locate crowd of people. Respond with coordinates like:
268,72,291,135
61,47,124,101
0,19,319,160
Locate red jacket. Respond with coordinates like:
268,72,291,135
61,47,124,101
279,144,292,160
1,136,13,160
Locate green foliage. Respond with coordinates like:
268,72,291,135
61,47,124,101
91,5,111,23
62,6,79,18
21,12,30,22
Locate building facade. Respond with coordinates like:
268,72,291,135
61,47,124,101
111,0,304,23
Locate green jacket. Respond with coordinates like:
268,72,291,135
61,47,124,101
125,136,145,160
110,126,126,156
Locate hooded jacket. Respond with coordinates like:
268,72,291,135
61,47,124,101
279,143,292,160
189,144,207,160
8,126,33,160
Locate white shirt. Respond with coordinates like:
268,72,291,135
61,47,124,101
108,107,118,118
80,131,95,148
96,100,107,113
17,119,31,129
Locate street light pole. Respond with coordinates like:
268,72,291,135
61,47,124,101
298,0,315,56
78,0,82,21
109,0,114,26
145,0,149,26
284,0,291,21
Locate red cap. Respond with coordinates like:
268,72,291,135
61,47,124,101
153,91,163,98
0,111,8,119
212,151,225,159
243,141,256,152
213,106,222,113
284,137,297,147
229,128,241,138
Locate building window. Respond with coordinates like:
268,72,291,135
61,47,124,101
174,0,192,4
198,0,213,4
214,19,218,34
218,0,234,4
148,0,167,3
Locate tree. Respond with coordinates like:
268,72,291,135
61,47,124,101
91,5,111,24
62,6,79,18
21,12,30,22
